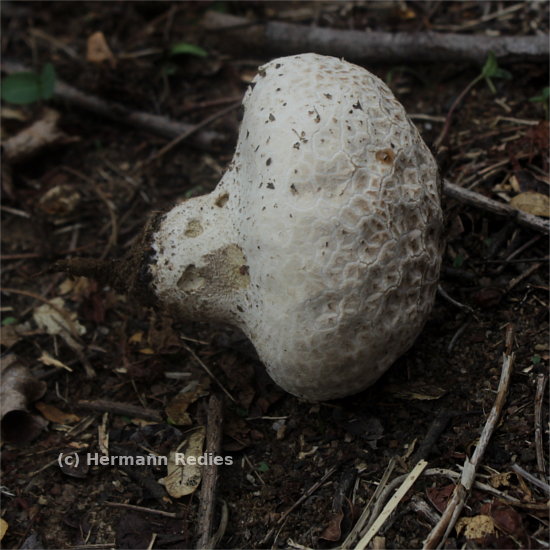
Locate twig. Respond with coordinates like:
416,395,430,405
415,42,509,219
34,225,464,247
511,463,550,497
144,102,240,166
277,465,338,525
341,459,396,549
410,410,455,464
355,460,428,550
534,374,548,478
1,61,226,150
408,495,441,526
181,343,236,404
437,284,473,312
209,500,229,549
447,322,470,354
196,394,224,549
76,399,162,422
434,77,481,150
104,501,180,518
62,167,118,260
443,180,550,235
507,262,543,291
423,324,515,549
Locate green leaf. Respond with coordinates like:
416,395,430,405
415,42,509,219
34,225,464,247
480,52,511,94
257,461,269,472
169,42,207,58
452,255,464,269
532,354,542,365
1,316,17,326
1,72,43,104
530,87,550,103
481,52,499,79
40,63,56,100
1,64,56,105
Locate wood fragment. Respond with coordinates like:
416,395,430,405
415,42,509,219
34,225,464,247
277,465,338,525
1,61,226,150
196,394,225,549
2,108,76,163
341,459,396,549
507,262,543,291
355,460,428,550
203,12,549,65
511,463,550,496
422,325,516,549
105,501,181,518
76,399,162,422
534,374,548,479
443,180,550,235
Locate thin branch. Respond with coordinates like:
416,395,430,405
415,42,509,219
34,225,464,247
1,61,226,149
443,180,550,235
423,325,516,549
196,394,225,549
534,374,548,478
76,399,162,422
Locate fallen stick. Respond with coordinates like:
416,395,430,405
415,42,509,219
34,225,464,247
76,399,162,422
534,374,548,478
1,61,226,149
196,394,224,549
203,12,549,65
355,460,428,550
443,180,550,235
423,324,516,549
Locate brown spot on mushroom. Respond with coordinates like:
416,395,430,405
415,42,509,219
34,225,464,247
184,219,203,237
215,193,229,207
376,149,395,165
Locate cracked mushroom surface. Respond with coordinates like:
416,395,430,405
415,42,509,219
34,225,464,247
149,53,443,401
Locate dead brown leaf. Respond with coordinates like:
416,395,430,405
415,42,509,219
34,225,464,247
86,31,116,67
35,402,80,424
509,191,550,217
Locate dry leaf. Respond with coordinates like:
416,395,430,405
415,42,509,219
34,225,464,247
165,380,209,426
2,109,76,163
387,381,447,401
98,413,109,455
509,191,550,217
0,355,48,443
159,427,205,498
129,331,144,344
86,31,116,67
0,324,22,348
456,515,495,539
488,471,512,488
1,107,28,121
481,501,525,537
319,511,344,541
33,297,86,351
38,351,72,371
35,402,80,424
0,518,8,541
426,484,455,513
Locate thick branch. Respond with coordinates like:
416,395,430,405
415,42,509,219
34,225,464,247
203,12,549,65
1,61,225,149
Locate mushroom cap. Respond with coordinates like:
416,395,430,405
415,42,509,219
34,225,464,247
151,53,443,401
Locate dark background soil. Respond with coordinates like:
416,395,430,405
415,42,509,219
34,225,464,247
1,2,548,549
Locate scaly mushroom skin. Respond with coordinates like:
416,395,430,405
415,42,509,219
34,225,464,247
149,53,443,401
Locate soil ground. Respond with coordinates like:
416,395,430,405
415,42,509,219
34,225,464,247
1,2,548,549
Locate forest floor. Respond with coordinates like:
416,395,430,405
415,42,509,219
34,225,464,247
1,2,548,549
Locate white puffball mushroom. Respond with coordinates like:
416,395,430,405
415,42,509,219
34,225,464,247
149,53,443,401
